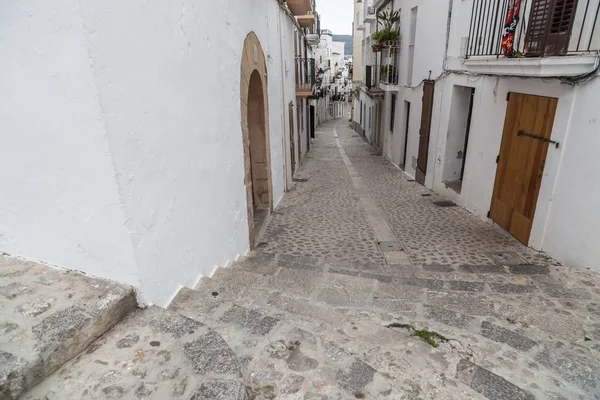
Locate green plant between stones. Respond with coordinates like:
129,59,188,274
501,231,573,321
413,329,448,348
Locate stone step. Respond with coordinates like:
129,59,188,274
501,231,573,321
0,255,136,400
230,250,560,288
174,285,595,400
22,306,246,400
169,288,429,399
186,259,597,399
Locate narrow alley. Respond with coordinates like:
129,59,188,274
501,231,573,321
21,118,600,399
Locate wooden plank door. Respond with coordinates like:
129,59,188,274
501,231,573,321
490,92,558,245
288,102,296,176
416,80,435,184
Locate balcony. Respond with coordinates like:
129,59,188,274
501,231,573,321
297,14,316,28
378,46,401,91
465,0,600,76
295,57,317,98
365,7,377,24
364,65,385,98
287,0,312,16
306,33,320,45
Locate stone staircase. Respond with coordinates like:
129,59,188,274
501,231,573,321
0,255,136,399
166,251,598,400
6,251,599,399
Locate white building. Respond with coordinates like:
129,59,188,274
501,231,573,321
354,0,600,274
313,29,348,122
0,0,319,306
354,0,387,150
351,0,364,121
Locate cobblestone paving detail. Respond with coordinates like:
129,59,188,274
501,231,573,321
337,124,560,268
262,124,385,265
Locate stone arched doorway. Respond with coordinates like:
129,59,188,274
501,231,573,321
240,32,272,248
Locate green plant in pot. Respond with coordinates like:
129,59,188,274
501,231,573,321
372,10,400,52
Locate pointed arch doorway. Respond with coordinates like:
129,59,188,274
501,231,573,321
240,32,272,248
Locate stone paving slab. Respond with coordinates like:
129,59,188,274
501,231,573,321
170,288,407,399
198,222,600,398
0,255,136,399
23,307,245,400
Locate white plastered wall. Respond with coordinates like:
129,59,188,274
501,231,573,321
0,0,300,306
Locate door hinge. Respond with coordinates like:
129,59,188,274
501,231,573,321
506,92,511,101
487,210,491,218
496,155,500,163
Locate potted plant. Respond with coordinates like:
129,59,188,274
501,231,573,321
373,10,401,52
372,39,383,53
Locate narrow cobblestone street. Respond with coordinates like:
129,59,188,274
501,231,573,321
243,118,600,399
23,118,600,399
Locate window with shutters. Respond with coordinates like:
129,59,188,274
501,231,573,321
524,0,578,56
465,0,599,59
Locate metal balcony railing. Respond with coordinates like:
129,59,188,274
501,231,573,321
295,57,316,95
466,0,600,58
378,46,400,85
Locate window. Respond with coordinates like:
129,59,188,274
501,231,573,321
407,7,418,85
525,0,577,56
390,94,397,132
443,86,475,194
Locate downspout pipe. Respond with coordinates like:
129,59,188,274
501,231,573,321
430,0,454,188
278,3,291,190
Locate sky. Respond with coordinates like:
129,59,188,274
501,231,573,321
317,0,354,35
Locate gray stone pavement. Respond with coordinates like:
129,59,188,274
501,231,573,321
232,118,600,399
17,118,600,399
0,255,136,399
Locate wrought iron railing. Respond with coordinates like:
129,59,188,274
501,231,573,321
466,0,600,58
378,46,400,84
295,57,316,92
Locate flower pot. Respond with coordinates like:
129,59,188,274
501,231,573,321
372,43,383,53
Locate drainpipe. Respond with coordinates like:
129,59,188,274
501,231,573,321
430,0,454,189
278,3,291,190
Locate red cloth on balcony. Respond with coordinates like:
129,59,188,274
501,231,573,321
502,0,522,57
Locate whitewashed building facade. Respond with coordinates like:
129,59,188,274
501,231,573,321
313,30,348,123
0,0,320,306
354,0,600,274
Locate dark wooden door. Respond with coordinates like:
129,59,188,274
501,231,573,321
289,102,296,176
402,101,411,168
490,92,558,245
416,80,434,184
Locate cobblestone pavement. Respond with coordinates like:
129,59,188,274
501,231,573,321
253,118,600,399
262,124,385,265
21,118,600,399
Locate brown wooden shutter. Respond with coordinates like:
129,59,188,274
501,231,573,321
525,0,578,56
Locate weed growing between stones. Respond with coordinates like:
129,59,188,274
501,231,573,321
413,330,448,348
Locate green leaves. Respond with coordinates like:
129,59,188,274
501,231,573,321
375,10,401,45
377,10,400,31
